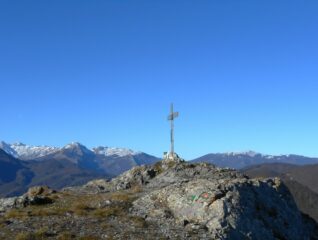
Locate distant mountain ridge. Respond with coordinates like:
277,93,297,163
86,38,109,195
3,142,318,169
0,148,106,197
0,141,160,197
242,162,318,223
191,151,318,169
0,141,144,161
2,141,318,198
243,162,318,194
0,149,27,184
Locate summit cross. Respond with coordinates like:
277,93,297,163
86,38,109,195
167,103,179,158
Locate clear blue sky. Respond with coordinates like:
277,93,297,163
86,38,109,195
1,0,318,159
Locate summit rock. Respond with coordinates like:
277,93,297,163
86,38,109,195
81,159,318,239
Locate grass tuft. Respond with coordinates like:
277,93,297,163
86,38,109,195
57,231,74,240
15,232,33,240
130,216,147,228
93,206,123,218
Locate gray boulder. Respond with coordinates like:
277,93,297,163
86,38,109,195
0,186,55,212
0,196,25,212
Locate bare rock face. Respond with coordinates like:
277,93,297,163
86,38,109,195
133,177,313,239
84,164,160,192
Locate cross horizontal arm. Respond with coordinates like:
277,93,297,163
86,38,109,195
168,112,179,120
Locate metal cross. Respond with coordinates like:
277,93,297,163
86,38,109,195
167,103,179,157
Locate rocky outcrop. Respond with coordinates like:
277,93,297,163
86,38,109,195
24,186,55,205
0,197,25,212
82,159,318,239
0,186,55,212
133,177,314,239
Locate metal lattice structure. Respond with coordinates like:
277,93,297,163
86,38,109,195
167,103,179,158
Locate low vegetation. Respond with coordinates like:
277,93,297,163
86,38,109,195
0,189,142,239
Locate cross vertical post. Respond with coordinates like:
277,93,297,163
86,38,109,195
167,103,179,159
170,103,174,155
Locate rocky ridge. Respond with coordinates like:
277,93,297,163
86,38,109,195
0,156,317,239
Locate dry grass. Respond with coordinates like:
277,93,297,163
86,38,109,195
57,231,74,240
167,161,177,168
129,216,147,228
109,191,138,202
49,193,62,201
0,220,5,228
34,227,49,239
100,222,114,230
73,202,91,211
131,185,143,193
154,162,163,174
15,232,35,240
0,188,153,240
26,191,136,218
105,236,115,240
71,202,95,216
19,191,138,218
30,208,58,217
79,236,100,240
13,227,49,240
2,190,143,240
109,192,131,202
5,209,28,219
92,206,123,218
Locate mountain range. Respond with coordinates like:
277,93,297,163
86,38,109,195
3,142,318,170
191,151,318,169
1,141,318,203
0,141,159,197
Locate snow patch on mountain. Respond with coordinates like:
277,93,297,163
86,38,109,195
63,142,85,149
0,141,144,160
224,151,261,157
224,151,284,159
93,146,142,157
0,141,60,160
10,142,60,160
62,142,94,155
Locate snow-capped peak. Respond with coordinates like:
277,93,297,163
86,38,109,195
0,141,18,158
224,151,261,157
0,141,143,160
93,146,141,157
62,142,93,154
63,142,86,149
11,142,27,147
223,151,287,159
1,142,60,160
